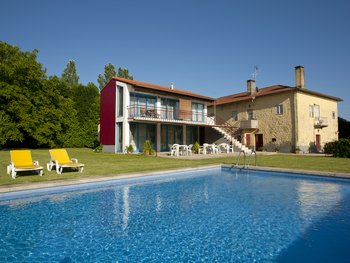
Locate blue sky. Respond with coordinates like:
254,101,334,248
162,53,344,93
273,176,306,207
1,0,349,119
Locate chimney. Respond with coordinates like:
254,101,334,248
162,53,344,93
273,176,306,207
295,65,305,88
247,79,256,95
170,82,174,89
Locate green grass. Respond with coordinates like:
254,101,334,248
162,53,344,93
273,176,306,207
0,148,349,186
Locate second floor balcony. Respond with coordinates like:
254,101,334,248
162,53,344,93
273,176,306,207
240,119,259,129
127,105,210,125
314,117,328,128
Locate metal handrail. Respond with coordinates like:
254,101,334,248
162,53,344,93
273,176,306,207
127,105,207,122
235,150,256,169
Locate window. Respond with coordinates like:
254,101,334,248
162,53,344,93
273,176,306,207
332,111,336,119
192,102,204,122
117,86,123,117
309,105,314,117
276,104,283,115
130,92,157,117
161,98,179,119
247,109,253,120
314,105,320,119
232,111,238,121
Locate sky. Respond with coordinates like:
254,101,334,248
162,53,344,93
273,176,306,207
1,0,349,120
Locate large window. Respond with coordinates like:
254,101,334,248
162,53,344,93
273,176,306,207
161,98,179,119
161,124,183,151
116,122,123,152
129,123,156,152
192,102,204,122
186,126,198,145
130,93,156,117
117,85,123,117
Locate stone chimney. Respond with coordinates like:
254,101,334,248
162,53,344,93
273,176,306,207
295,65,305,88
247,79,256,95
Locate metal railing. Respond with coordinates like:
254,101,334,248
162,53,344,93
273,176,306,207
127,105,207,123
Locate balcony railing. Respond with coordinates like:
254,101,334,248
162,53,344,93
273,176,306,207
127,106,207,123
314,117,328,128
240,119,259,129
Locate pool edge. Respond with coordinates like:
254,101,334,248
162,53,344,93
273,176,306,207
1,164,349,194
222,165,350,180
0,164,222,194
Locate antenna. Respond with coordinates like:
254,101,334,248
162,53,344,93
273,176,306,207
252,65,259,81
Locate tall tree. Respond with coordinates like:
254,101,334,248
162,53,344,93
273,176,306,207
117,66,133,80
0,42,46,148
70,82,100,147
339,117,350,139
97,63,116,90
61,60,79,85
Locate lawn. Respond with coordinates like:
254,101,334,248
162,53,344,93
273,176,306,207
0,148,349,186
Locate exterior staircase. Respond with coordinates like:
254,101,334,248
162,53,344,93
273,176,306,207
211,117,252,154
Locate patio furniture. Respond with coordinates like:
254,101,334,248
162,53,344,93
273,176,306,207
187,144,193,155
47,149,84,174
169,144,179,156
178,145,189,156
7,150,43,179
199,143,209,154
219,143,230,153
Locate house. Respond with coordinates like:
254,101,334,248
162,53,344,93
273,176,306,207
208,66,342,153
100,77,215,153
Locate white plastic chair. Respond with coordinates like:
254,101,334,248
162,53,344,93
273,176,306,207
187,144,193,155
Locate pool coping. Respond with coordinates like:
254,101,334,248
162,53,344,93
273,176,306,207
0,164,222,194
0,164,349,194
222,165,350,179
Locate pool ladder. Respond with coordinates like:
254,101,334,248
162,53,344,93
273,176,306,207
234,150,256,169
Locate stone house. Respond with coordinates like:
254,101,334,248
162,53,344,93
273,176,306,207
208,66,342,153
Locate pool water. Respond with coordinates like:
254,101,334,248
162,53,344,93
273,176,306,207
0,168,350,262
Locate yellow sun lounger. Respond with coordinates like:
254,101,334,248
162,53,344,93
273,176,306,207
7,150,43,179
47,149,84,174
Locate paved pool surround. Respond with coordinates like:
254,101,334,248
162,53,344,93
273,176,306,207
0,164,349,194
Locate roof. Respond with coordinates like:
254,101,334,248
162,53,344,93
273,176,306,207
214,85,342,106
113,77,215,102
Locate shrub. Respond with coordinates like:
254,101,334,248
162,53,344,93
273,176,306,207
324,139,350,158
192,141,199,154
142,140,155,155
125,145,134,153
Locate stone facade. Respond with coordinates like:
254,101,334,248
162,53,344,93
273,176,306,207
295,92,339,153
209,66,341,153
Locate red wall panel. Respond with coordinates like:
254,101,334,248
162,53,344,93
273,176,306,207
100,80,116,145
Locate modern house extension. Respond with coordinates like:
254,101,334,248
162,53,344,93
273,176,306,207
208,66,342,153
100,77,216,153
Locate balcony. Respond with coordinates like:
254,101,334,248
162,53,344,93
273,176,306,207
240,119,259,129
314,117,328,128
127,106,210,125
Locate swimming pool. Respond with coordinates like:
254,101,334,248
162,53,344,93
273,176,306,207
0,168,349,262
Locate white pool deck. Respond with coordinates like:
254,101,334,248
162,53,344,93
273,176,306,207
0,160,349,194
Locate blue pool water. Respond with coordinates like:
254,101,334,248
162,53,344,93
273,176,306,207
0,168,350,262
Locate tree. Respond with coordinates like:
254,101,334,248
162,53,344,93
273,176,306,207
61,60,79,85
117,66,133,80
97,63,116,91
0,42,47,148
70,82,100,147
339,117,350,139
